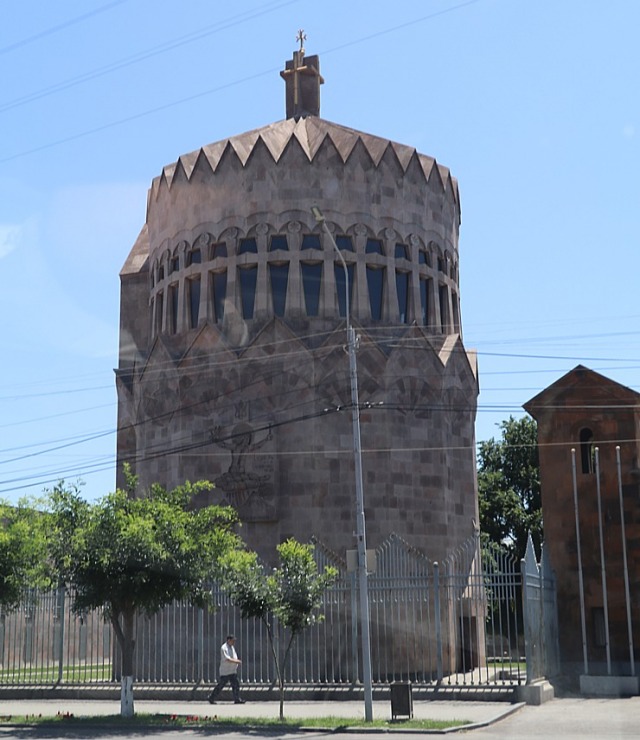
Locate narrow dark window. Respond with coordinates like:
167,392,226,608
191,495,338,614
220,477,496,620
580,428,595,474
169,284,179,334
366,266,385,320
395,243,409,260
452,292,460,332
419,250,429,266
211,270,227,323
158,266,165,281
269,235,289,251
365,238,383,255
269,263,289,317
420,278,429,326
301,234,322,250
336,235,354,251
156,292,164,333
334,263,355,318
437,256,445,272
239,265,258,319
150,272,155,288
188,277,200,329
211,242,227,259
395,270,410,324
187,249,201,266
301,263,322,316
439,284,449,332
170,256,180,273
239,238,258,255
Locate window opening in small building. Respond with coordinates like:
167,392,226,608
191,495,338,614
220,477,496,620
365,238,383,255
239,265,258,319
301,262,322,316
580,428,595,474
269,263,289,317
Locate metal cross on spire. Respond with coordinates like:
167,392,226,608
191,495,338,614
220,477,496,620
296,28,306,53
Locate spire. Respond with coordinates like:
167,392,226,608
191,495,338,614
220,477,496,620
280,30,324,120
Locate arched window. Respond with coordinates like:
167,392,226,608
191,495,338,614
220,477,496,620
394,243,409,260
365,238,383,255
367,266,385,320
239,238,258,255
187,249,201,266
239,265,258,319
301,234,322,251
395,270,410,324
155,292,163,334
580,428,595,474
169,284,179,334
439,284,449,332
336,235,354,251
269,235,289,251
420,278,430,326
334,263,355,318
301,262,322,316
211,242,227,259
211,270,227,323
170,256,180,273
269,263,289,317
188,277,200,329
158,265,165,281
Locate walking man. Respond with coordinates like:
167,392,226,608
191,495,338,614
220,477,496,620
208,635,245,704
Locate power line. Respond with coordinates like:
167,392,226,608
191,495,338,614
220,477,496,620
0,1,129,56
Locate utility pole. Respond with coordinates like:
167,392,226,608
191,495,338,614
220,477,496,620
311,206,373,721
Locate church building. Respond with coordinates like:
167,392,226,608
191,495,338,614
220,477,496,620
116,44,479,564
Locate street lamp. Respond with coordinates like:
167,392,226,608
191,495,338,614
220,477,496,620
311,206,373,721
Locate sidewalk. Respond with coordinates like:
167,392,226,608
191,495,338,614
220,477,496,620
0,697,521,729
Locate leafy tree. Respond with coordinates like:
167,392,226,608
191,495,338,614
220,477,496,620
220,539,337,720
48,471,241,717
0,498,50,610
477,415,541,558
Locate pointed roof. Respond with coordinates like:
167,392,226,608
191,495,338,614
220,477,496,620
154,117,458,205
524,365,640,418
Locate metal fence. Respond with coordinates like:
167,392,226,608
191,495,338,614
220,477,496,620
0,533,553,688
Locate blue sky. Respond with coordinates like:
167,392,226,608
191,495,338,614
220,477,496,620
1,0,638,502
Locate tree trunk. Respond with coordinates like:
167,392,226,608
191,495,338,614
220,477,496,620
112,608,136,718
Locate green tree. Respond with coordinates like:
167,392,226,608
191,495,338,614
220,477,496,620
220,539,337,720
0,498,50,610
477,415,541,558
48,472,241,717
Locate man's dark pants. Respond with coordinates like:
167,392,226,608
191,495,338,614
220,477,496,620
209,673,240,702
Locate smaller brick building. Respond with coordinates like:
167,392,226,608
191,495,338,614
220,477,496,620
524,365,640,674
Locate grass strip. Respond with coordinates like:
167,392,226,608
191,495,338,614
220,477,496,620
1,712,470,731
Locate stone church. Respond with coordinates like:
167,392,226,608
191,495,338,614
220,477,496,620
116,46,479,564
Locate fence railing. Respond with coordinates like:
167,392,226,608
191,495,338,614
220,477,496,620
0,534,550,688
